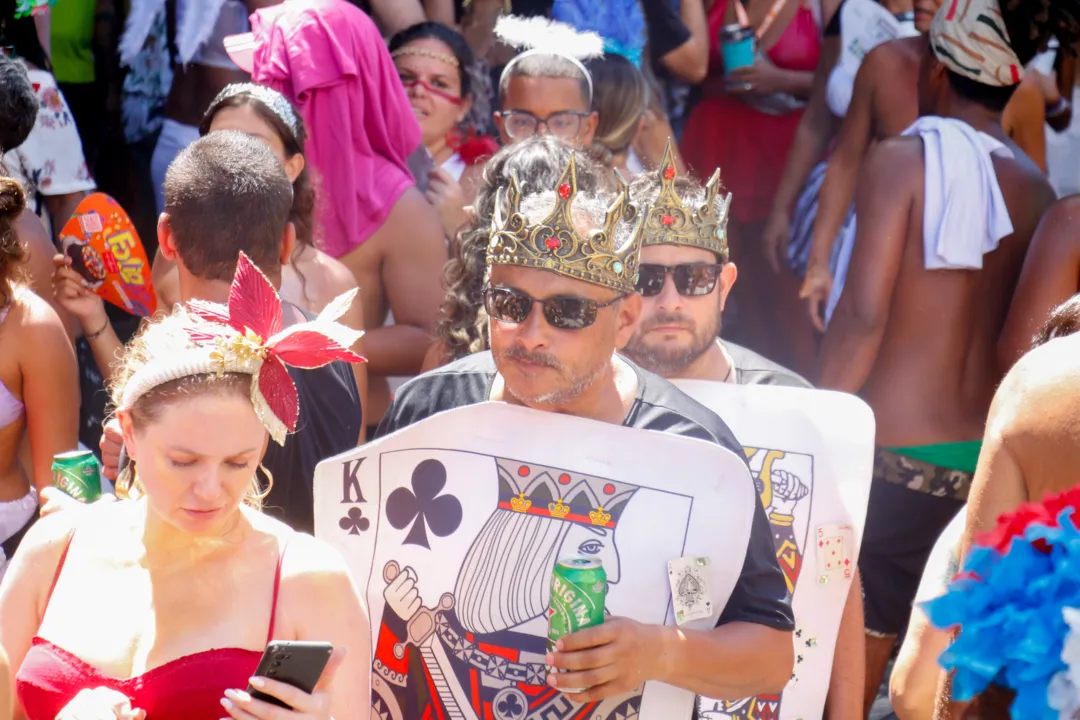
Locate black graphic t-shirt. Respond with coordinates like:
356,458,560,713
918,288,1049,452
261,305,362,533
725,340,813,389
376,351,795,633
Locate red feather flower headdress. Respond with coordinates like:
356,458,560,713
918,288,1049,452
119,253,366,444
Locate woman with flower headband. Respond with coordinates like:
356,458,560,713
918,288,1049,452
2,254,371,720
389,22,498,240
59,85,368,444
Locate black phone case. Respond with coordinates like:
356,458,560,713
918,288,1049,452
247,641,333,709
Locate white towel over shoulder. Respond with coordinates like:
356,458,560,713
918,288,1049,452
903,116,1015,270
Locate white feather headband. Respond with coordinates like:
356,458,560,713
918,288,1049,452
495,15,604,104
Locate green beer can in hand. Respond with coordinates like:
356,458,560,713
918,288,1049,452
547,555,607,693
52,450,102,503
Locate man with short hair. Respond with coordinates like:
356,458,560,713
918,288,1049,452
623,144,808,390
817,0,1068,700
67,132,363,533
623,146,865,718
377,148,794,712
490,19,600,148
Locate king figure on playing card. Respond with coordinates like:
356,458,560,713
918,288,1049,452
371,460,641,720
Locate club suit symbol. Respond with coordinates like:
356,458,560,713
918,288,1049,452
386,459,463,548
339,506,370,535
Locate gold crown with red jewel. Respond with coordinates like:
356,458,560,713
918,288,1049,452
487,153,648,294
641,139,732,261
495,458,638,529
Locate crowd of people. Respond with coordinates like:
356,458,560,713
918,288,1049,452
0,0,1079,717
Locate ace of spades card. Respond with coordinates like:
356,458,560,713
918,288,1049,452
314,402,758,720
673,381,874,720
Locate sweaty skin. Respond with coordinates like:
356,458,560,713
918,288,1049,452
925,335,1080,718
962,334,1080,560
817,118,1053,447
803,35,1046,327
997,195,1080,370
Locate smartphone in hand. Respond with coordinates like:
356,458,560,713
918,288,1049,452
248,641,333,709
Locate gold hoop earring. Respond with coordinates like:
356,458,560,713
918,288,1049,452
250,464,274,501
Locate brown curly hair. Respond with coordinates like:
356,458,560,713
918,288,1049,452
434,137,612,363
0,177,27,308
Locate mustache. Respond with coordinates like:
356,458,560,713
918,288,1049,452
641,312,696,332
500,346,564,370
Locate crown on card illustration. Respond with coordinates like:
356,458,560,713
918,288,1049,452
495,459,637,528
486,153,647,294
640,139,731,261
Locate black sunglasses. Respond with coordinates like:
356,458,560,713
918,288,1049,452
483,287,624,330
636,263,723,297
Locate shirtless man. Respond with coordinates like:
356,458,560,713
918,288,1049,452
997,195,1080,369
621,151,865,719
816,0,1060,705
801,0,1046,328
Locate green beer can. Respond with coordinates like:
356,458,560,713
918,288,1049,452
52,450,102,503
547,555,607,692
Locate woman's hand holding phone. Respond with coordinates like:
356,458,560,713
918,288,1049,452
220,647,346,720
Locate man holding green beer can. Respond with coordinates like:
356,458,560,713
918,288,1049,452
375,141,794,711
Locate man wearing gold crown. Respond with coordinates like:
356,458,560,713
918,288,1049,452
622,142,809,391
375,148,794,717
622,145,866,720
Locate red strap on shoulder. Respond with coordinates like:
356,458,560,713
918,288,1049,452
266,534,293,643
43,530,75,610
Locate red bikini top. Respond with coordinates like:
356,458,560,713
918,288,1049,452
16,532,287,720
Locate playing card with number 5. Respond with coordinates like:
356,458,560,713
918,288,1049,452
816,524,854,579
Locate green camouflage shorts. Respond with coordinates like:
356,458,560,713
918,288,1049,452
873,448,973,502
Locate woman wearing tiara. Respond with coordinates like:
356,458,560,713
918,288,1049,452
56,84,369,439
390,22,499,240
2,255,371,720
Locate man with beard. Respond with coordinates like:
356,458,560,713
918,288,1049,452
622,147,867,718
376,148,794,710
623,144,809,390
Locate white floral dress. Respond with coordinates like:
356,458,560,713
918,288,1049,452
2,66,96,232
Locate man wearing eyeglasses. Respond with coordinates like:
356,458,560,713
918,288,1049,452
622,146,808,390
375,148,794,709
493,49,599,148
